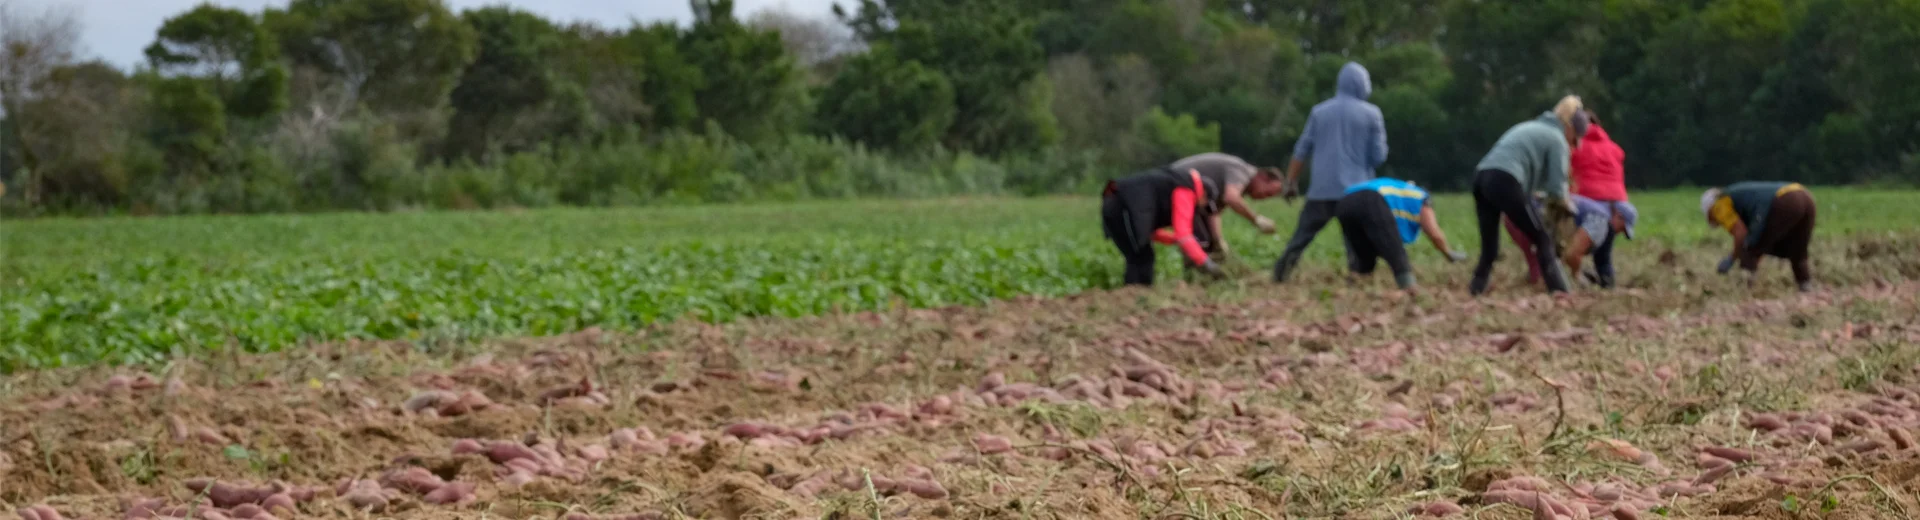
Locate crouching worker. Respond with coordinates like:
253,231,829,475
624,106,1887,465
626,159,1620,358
1103,167,1225,286
1702,182,1817,292
1562,196,1637,288
1336,178,1469,291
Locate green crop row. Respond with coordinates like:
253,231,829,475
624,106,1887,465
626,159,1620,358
3,189,1914,371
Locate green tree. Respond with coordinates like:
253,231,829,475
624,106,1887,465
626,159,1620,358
546,23,650,141
624,23,702,132
1614,0,1788,186
1440,0,1605,153
143,4,287,119
680,0,806,142
1133,106,1220,164
444,7,561,159
838,0,1059,155
267,0,476,116
1242,0,1447,55
144,74,228,176
812,45,955,151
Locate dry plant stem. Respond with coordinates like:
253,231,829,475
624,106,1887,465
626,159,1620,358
1013,443,1153,502
863,468,883,520
1533,371,1567,445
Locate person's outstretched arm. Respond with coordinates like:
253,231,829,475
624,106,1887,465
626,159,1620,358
1166,187,1211,266
1563,232,1591,273
1419,204,1454,256
1367,109,1389,168
1728,221,1749,265
1223,184,1256,222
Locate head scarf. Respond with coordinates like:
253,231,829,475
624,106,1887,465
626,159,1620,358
1700,188,1723,217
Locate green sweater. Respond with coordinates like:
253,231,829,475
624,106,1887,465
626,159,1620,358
1476,112,1571,199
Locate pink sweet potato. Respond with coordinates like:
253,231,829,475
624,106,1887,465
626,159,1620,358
577,443,611,462
1692,465,1734,486
485,441,540,464
193,428,231,446
1889,425,1916,450
452,438,485,455
972,433,1013,454
404,390,456,413
668,432,704,450
341,480,390,512
1696,453,1734,470
502,471,537,488
918,395,955,416
723,422,776,439
1701,446,1757,464
898,479,948,499
125,497,167,519
17,505,63,520
380,467,447,495
977,372,1005,392
1744,414,1788,432
1407,501,1465,517
788,472,836,498
186,480,275,508
1839,439,1883,454
422,482,474,505
260,493,295,514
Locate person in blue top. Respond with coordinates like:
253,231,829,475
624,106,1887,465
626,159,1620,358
1335,178,1469,291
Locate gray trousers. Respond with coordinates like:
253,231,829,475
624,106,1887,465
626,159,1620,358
1271,200,1351,282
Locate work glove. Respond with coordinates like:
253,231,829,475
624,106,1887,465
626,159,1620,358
1254,215,1277,235
1446,250,1469,263
1715,256,1735,275
1195,260,1227,280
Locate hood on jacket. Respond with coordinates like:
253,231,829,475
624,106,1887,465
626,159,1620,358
1337,62,1372,100
1582,124,1613,145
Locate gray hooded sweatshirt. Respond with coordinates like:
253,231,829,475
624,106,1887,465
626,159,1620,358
1292,62,1389,201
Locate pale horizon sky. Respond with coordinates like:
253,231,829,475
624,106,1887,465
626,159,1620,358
16,0,842,70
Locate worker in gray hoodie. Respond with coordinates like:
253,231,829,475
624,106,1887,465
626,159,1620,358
1272,62,1389,283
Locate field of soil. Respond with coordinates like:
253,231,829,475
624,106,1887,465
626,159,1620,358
6,235,1920,519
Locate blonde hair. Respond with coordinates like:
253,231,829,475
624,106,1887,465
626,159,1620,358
1553,95,1585,129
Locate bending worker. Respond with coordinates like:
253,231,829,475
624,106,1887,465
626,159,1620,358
1702,182,1817,292
1561,194,1637,284
1102,166,1225,286
1334,178,1469,291
1469,96,1588,296
1273,62,1387,283
1508,108,1636,288
1168,152,1290,257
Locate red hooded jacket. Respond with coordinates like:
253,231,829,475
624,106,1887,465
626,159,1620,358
1570,124,1627,201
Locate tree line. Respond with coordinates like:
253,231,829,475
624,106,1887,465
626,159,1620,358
2,0,1916,215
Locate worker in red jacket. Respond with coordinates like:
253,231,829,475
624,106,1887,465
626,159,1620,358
1508,109,1632,287
1102,167,1226,286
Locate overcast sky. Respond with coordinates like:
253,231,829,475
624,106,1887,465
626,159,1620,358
16,0,841,69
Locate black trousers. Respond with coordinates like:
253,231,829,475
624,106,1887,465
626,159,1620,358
1334,191,1414,288
1271,200,1345,282
1102,191,1158,286
1472,170,1568,294
1743,190,1816,284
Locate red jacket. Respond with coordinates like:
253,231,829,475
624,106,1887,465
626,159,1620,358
1571,124,1627,201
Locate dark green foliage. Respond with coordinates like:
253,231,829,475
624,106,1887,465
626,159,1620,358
6,0,1920,217
812,45,956,151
